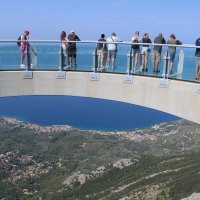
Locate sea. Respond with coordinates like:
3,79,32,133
0,43,196,131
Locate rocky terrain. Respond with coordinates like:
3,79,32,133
0,117,200,199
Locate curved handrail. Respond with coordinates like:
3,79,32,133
0,40,199,49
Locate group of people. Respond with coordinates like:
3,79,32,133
97,31,183,75
96,32,122,70
18,30,200,80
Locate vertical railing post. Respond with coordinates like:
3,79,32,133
177,48,184,79
59,44,64,71
93,47,98,72
163,51,169,79
127,49,132,75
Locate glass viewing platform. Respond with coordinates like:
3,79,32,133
0,40,199,83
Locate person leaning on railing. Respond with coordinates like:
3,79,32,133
151,33,166,73
106,32,122,70
130,31,141,72
195,37,200,80
141,33,152,72
167,34,182,75
97,34,107,70
67,30,81,68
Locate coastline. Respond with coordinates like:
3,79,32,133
1,117,182,143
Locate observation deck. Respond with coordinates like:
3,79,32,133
0,40,200,124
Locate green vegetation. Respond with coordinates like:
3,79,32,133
0,118,200,199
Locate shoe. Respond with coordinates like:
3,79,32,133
145,68,148,72
64,65,70,70
195,77,200,81
20,64,26,69
155,69,160,73
112,65,116,70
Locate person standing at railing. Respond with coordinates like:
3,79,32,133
67,30,81,68
195,37,200,80
141,33,152,72
60,31,68,68
131,31,141,72
106,32,122,70
19,30,30,68
167,34,182,75
151,33,166,73
97,34,107,70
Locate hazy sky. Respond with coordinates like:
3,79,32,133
1,0,199,43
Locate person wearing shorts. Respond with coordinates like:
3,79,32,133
195,37,200,80
141,33,151,72
151,33,166,73
131,31,140,72
67,30,80,67
106,32,122,70
167,34,182,74
97,34,107,69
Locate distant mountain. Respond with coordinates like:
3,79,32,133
0,118,200,200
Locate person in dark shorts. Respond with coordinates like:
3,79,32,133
131,31,140,73
67,30,80,67
97,34,107,69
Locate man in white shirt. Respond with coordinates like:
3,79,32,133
106,33,122,69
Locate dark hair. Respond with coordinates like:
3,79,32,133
60,31,66,40
111,32,116,37
101,34,105,38
170,34,176,40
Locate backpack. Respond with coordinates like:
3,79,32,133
17,35,22,47
17,35,27,47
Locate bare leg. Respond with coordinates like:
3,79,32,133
142,54,145,70
135,52,139,68
112,57,115,68
145,54,149,70
169,62,174,74
107,55,110,67
151,54,155,71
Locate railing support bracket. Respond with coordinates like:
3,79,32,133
123,75,134,84
158,78,170,88
23,71,33,79
56,71,66,79
197,84,200,94
89,72,100,81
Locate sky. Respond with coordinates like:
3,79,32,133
0,0,199,44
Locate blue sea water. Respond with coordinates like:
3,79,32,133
0,96,179,131
0,43,196,131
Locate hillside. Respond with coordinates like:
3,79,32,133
0,118,200,200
